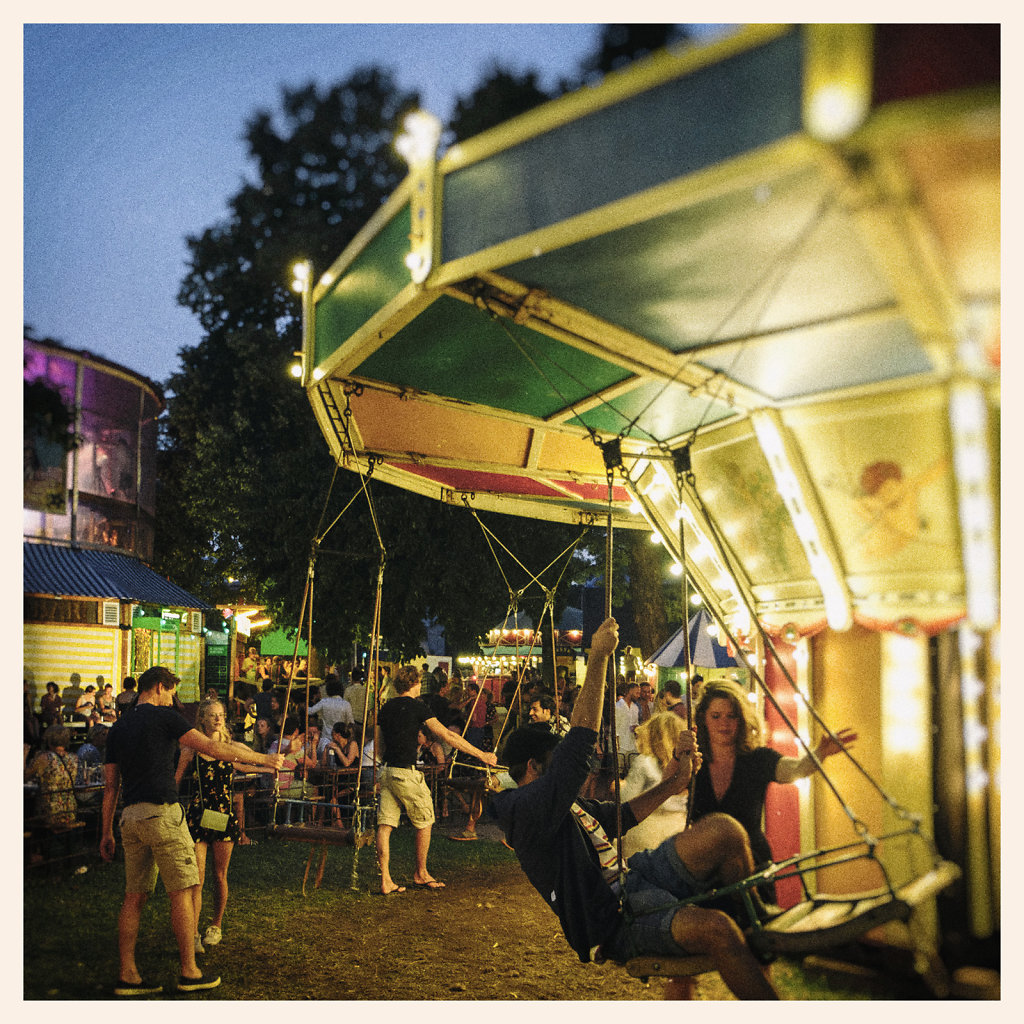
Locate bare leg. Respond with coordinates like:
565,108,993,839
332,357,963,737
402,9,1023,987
233,791,248,843
209,840,234,928
670,905,778,1000
466,791,483,834
672,813,756,886
117,891,149,982
169,886,202,979
412,824,443,886
667,814,779,999
192,841,208,938
376,823,404,894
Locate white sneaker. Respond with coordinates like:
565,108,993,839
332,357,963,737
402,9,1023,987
203,925,222,946
194,933,204,955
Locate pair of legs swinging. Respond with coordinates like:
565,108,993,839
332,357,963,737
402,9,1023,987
614,813,778,1000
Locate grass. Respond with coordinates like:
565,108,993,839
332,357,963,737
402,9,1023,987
24,829,927,1001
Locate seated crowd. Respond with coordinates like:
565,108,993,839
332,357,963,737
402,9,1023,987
24,662,587,854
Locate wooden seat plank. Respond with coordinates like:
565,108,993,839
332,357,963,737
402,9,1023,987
625,955,716,980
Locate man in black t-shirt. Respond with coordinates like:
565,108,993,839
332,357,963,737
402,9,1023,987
375,665,497,895
102,666,283,997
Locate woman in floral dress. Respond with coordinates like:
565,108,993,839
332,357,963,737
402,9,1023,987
27,725,78,828
175,698,242,954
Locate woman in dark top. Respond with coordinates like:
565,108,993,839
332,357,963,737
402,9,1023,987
39,681,64,727
690,679,856,874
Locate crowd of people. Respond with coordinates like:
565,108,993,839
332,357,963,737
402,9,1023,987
25,638,857,1000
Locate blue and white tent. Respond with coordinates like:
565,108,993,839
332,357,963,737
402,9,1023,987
647,608,738,670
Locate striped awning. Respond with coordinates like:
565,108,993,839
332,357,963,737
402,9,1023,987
23,542,209,608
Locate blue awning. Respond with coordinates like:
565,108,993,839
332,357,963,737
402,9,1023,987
23,542,209,608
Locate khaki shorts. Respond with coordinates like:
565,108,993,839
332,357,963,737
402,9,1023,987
377,766,435,829
120,802,199,894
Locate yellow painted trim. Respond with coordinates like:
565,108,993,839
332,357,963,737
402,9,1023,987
430,134,818,289
439,25,792,174
802,24,874,142
752,408,853,630
453,275,764,411
312,284,441,381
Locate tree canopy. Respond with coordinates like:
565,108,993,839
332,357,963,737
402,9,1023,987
157,30,689,663
158,68,584,661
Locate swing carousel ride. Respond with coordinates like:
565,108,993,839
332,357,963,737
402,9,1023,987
291,24,999,989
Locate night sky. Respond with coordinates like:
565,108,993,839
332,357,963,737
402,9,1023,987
23,20,630,388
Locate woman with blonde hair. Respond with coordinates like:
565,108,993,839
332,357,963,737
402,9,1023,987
175,697,262,953
618,711,698,858
691,677,856,877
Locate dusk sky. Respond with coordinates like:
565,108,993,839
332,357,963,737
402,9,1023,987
23,18,732,390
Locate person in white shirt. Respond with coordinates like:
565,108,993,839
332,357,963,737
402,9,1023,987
307,676,353,735
614,680,640,762
343,669,370,731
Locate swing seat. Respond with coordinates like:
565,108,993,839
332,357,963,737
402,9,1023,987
752,859,960,956
268,823,359,845
625,955,716,983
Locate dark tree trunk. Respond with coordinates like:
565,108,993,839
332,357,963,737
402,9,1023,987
624,531,670,658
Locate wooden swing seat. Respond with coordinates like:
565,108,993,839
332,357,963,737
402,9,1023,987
625,955,716,982
623,859,960,991
267,822,363,845
754,859,961,955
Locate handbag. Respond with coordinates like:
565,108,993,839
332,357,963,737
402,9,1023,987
195,758,229,831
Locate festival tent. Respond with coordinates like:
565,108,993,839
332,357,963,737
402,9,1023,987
647,608,738,670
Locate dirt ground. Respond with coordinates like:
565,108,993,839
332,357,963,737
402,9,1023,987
225,820,659,1000
243,820,732,1001
25,812,912,1001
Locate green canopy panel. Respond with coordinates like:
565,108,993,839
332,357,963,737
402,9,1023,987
304,24,999,637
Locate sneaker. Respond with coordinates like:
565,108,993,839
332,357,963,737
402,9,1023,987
194,933,205,955
203,925,222,946
177,972,221,993
114,978,163,997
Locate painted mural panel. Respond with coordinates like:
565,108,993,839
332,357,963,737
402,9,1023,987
691,422,811,587
789,388,960,578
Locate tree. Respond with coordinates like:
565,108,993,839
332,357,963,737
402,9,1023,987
447,65,554,144
158,69,584,661
578,24,690,81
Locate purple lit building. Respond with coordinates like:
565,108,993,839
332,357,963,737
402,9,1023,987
24,337,209,712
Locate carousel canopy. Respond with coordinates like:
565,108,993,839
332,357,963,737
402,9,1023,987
302,24,999,638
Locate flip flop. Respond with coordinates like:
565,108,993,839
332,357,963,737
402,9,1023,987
413,879,445,890
379,885,406,895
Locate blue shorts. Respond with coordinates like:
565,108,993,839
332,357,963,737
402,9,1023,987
602,834,702,963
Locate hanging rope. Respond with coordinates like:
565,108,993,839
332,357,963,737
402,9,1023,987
619,187,839,444
452,498,590,771
672,446,698,830
267,383,388,837
598,439,626,884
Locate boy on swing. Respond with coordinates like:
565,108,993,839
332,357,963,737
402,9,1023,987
492,617,779,1000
